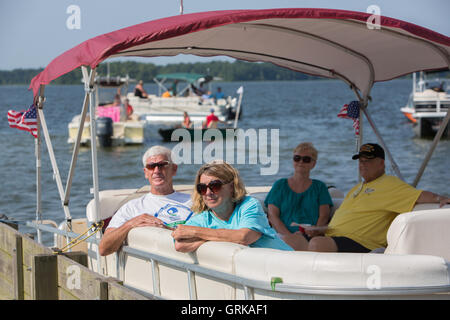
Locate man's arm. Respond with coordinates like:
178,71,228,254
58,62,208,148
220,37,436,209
99,214,165,256
416,191,450,208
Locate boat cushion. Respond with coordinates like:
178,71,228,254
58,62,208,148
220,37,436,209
385,206,450,261
122,225,450,299
233,248,449,299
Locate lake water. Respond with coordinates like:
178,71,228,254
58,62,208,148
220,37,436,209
0,79,449,241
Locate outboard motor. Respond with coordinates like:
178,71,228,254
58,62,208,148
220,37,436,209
96,117,113,147
225,105,243,121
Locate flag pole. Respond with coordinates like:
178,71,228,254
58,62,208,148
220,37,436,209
35,85,45,244
233,86,243,129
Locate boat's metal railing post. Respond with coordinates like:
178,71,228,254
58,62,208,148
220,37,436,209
35,86,74,231
150,259,161,296
187,270,197,300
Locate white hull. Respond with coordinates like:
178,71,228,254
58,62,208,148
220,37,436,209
127,93,236,125
67,115,145,146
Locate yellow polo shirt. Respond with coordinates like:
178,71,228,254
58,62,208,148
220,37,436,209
326,174,422,250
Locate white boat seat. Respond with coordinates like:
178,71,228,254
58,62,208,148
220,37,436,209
385,205,450,261
86,186,346,225
121,226,450,299
86,185,193,222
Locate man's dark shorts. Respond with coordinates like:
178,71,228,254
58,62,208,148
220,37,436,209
331,236,371,253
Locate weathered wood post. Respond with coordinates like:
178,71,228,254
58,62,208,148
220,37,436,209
32,254,58,299
12,234,24,300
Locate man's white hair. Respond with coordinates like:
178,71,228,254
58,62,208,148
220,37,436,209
142,145,173,166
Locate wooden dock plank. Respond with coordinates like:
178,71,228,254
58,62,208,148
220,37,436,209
57,254,106,300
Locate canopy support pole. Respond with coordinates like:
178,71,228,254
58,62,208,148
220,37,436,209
36,88,73,230
64,68,96,207
361,104,404,181
352,87,404,181
413,108,450,187
412,60,450,187
83,66,102,274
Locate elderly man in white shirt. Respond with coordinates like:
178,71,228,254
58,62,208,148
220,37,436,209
99,145,192,256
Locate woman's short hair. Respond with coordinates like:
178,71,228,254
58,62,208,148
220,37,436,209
293,142,318,160
142,145,173,167
191,160,247,213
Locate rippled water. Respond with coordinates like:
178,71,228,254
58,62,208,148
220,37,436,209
1,79,449,236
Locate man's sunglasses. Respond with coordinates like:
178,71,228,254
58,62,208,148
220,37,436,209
145,161,170,170
293,155,313,163
196,180,228,195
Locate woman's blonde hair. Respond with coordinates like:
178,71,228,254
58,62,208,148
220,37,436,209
293,142,318,160
191,160,247,213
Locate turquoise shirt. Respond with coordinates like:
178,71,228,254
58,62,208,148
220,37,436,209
264,178,333,233
186,196,293,251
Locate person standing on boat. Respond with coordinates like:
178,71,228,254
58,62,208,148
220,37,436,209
308,143,450,253
124,99,135,121
134,80,148,98
214,87,225,101
99,146,193,256
264,142,333,250
182,111,192,128
204,108,225,128
172,161,293,252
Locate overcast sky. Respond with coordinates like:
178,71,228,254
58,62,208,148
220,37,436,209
1,0,449,70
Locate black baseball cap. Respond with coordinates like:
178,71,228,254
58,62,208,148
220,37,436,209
352,143,385,160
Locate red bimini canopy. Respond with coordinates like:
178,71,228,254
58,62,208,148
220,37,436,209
30,8,450,99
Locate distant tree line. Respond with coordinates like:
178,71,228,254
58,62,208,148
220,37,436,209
2,61,447,85
0,60,321,85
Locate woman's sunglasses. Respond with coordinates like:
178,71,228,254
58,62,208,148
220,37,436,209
293,155,313,163
145,161,170,170
196,180,228,195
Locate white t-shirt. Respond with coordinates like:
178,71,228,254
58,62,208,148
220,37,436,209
107,191,193,229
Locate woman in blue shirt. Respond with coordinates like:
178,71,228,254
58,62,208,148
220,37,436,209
264,142,333,250
172,161,293,252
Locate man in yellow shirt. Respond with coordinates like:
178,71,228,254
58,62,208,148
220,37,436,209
308,143,450,253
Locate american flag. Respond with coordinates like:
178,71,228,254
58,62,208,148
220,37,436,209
338,101,360,135
7,104,38,138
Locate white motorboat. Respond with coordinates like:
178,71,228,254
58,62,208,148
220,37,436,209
401,72,450,138
67,75,146,147
24,8,450,299
126,73,242,125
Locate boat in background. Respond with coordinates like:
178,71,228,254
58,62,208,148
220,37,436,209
126,73,242,125
68,74,146,147
401,72,450,138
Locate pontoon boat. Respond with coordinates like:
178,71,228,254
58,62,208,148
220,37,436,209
67,75,146,147
401,72,450,138
25,8,450,299
127,73,242,124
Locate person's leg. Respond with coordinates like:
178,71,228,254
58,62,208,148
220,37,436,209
280,232,309,251
307,236,338,252
309,236,371,253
